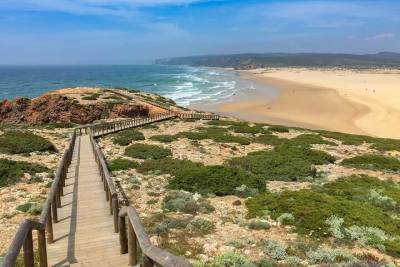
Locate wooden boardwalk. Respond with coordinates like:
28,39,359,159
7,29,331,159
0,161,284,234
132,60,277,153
46,135,127,267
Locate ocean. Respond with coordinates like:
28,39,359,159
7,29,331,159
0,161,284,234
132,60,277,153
0,65,270,106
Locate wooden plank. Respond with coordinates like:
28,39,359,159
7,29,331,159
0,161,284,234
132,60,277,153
46,135,128,266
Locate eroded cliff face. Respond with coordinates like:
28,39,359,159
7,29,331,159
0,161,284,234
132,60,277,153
0,94,149,124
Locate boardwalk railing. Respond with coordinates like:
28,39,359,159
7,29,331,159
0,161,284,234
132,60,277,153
3,130,77,267
89,112,176,137
89,131,192,267
3,111,218,267
178,113,219,120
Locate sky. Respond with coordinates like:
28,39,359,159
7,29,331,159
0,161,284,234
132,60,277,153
0,0,399,65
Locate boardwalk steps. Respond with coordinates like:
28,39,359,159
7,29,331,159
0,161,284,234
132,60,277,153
3,112,218,267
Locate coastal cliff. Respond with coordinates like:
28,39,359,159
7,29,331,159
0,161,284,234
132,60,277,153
0,87,179,124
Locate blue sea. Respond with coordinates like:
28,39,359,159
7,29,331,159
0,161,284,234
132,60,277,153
0,65,267,106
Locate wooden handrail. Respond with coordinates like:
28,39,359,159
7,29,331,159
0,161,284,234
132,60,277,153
3,111,217,266
3,130,78,267
118,208,192,267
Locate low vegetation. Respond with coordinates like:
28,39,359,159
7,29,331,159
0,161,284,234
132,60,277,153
268,125,289,132
178,127,251,145
107,158,139,172
317,175,400,211
138,158,265,195
0,159,50,187
81,93,100,100
341,154,400,172
112,128,145,146
150,135,176,143
246,189,400,238
227,143,335,181
163,190,215,214
319,130,400,151
125,144,172,160
16,198,44,215
0,131,56,154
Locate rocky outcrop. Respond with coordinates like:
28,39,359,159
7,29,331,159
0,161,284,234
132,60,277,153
0,94,149,124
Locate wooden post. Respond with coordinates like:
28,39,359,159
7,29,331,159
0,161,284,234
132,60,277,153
119,216,128,254
106,186,110,201
56,188,61,208
112,198,119,233
23,229,34,267
128,220,137,266
51,198,58,223
47,208,54,243
109,192,113,215
143,255,153,267
38,228,48,267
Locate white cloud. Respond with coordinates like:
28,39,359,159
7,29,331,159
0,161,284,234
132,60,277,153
0,0,213,17
366,33,395,40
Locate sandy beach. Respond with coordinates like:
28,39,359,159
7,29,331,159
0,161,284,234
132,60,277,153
192,68,400,139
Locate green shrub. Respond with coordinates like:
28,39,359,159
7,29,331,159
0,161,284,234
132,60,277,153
248,219,270,230
341,154,400,172
0,159,50,187
228,124,268,134
254,134,286,146
138,158,202,175
186,218,215,235
234,184,259,198
196,252,256,267
277,213,295,225
112,129,145,146
177,127,251,145
246,190,400,237
125,144,172,160
306,248,354,264
108,158,139,172
318,175,400,211
16,199,43,215
318,130,400,151
82,93,100,100
227,144,335,181
263,239,287,260
384,238,400,258
150,135,176,143
268,125,289,132
139,158,265,196
163,190,214,214
290,134,337,146
0,131,56,154
169,165,266,196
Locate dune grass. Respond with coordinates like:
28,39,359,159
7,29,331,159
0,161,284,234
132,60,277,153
0,131,56,154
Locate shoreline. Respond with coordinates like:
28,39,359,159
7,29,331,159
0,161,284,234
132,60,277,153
190,68,400,139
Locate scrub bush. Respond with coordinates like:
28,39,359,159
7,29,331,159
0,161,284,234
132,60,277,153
0,131,56,154
125,144,172,160
107,158,139,172
112,129,145,146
